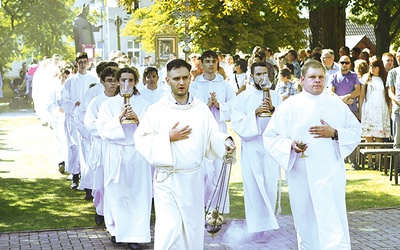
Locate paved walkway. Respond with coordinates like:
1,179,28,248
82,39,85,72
1,208,400,249
1,109,400,249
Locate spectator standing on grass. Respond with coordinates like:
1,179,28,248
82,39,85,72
286,49,301,79
320,49,340,89
359,58,391,169
387,49,400,155
264,60,361,249
329,55,361,170
382,52,395,72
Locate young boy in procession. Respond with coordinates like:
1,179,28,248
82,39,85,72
97,67,152,249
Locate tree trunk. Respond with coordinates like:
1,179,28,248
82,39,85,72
375,2,392,57
309,5,346,59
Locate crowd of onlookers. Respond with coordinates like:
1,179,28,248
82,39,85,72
6,44,400,249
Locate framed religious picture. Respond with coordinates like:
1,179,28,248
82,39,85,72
155,35,178,67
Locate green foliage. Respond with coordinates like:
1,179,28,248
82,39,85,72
120,0,308,55
0,0,76,69
349,0,400,51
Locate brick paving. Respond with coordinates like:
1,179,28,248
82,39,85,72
1,110,400,249
1,208,400,249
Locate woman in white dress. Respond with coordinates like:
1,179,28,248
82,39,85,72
359,58,391,169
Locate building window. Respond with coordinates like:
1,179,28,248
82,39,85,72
127,39,140,61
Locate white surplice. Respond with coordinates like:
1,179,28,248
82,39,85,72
263,91,361,250
138,86,166,105
76,82,102,190
45,78,67,164
134,93,232,250
190,73,236,213
231,87,282,233
60,72,98,174
84,92,109,216
97,94,152,243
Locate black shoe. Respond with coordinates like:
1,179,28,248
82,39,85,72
95,213,104,226
110,236,120,245
127,243,141,249
70,174,79,189
84,188,93,200
58,162,65,174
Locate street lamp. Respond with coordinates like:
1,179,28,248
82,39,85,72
172,0,200,61
109,15,129,51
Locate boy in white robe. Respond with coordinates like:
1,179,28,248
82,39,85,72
263,60,361,249
134,59,236,250
190,50,236,213
76,62,104,199
60,52,98,189
84,68,118,226
138,66,166,104
97,67,151,249
231,62,282,240
45,67,69,174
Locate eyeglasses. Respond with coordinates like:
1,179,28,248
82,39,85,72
77,60,88,64
339,61,350,65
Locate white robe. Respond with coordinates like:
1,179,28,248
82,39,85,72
32,64,54,124
138,86,166,105
97,94,152,243
45,79,67,164
76,82,102,190
134,93,231,250
60,72,98,174
84,92,109,216
190,74,236,212
231,87,282,233
263,91,361,250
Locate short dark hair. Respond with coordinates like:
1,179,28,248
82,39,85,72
96,61,108,76
143,66,159,80
257,52,266,61
285,63,294,73
105,61,119,69
288,49,298,59
200,50,218,62
76,52,88,61
100,67,117,82
340,46,350,55
235,59,247,72
166,59,191,73
280,68,291,78
250,61,275,82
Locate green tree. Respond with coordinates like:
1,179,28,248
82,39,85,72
301,0,349,59
0,0,76,70
349,0,400,57
121,0,308,55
